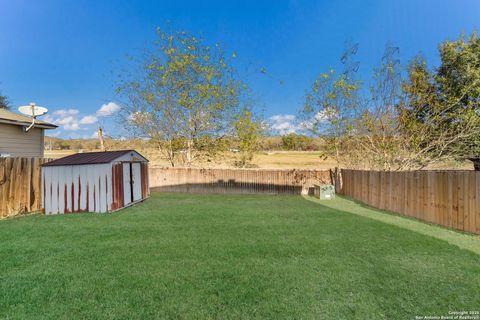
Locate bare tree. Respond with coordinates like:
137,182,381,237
354,44,404,170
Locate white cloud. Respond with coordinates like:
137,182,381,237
56,115,80,131
45,108,97,131
270,114,296,122
299,111,328,131
269,112,327,135
53,109,79,117
42,114,55,124
46,131,61,137
97,102,121,117
79,115,98,124
269,114,301,135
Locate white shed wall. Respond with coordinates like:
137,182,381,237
114,151,149,163
43,163,113,214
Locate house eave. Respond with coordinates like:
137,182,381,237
0,119,58,129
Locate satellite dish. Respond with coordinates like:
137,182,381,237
19,102,48,117
18,102,49,132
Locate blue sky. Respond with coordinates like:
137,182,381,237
1,0,479,138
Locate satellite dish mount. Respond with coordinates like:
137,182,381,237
18,102,49,132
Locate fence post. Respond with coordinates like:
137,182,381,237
332,167,342,193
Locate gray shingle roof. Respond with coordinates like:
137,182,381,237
0,108,57,129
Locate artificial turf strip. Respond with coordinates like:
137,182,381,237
0,193,478,319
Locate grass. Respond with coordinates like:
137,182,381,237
0,193,479,319
305,195,480,255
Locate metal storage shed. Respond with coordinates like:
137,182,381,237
42,150,149,214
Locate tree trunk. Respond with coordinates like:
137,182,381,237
98,127,105,151
160,143,175,167
168,149,175,167
332,167,342,193
186,139,193,167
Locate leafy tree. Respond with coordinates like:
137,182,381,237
281,133,313,151
436,33,480,159
54,140,71,150
306,33,480,170
0,90,10,110
399,33,480,169
233,109,263,167
302,69,361,167
117,28,245,167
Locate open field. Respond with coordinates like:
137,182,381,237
0,193,479,319
44,149,474,170
45,150,337,169
252,151,335,169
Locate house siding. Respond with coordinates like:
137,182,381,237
0,123,44,157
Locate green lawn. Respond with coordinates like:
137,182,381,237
0,193,479,319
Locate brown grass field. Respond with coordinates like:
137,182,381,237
44,150,336,169
44,149,474,170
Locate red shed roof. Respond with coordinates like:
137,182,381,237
42,150,148,167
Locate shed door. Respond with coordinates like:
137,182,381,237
132,163,142,201
123,163,132,205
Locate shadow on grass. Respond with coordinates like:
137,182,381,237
303,194,480,255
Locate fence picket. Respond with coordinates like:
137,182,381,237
339,169,479,234
149,167,332,195
0,157,52,218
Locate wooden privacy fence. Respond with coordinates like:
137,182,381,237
340,169,480,234
0,157,51,218
149,167,332,194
